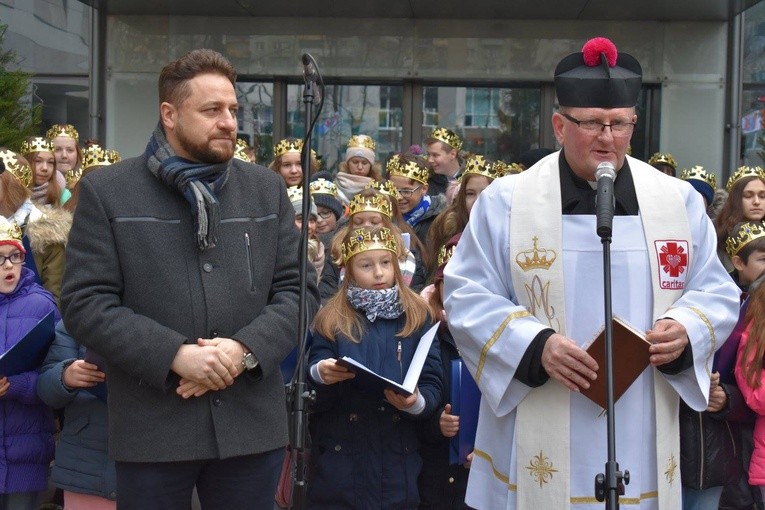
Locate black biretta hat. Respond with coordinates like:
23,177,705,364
554,37,642,108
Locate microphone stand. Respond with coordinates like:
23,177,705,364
287,52,324,510
593,169,629,509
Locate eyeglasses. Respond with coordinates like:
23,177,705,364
396,185,422,198
0,252,24,265
317,209,335,220
561,113,636,136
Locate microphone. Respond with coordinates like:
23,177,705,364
595,161,616,239
302,53,319,84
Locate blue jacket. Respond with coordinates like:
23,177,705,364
416,323,471,509
307,315,442,509
0,267,58,493
36,322,116,500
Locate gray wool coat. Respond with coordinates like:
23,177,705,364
60,156,319,462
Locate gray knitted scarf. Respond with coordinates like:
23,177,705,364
144,123,230,250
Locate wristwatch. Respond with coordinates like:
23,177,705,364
242,351,259,371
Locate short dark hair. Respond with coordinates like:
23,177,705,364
158,49,236,106
738,235,765,264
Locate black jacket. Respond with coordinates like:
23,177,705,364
679,381,748,489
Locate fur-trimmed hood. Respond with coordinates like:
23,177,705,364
25,208,72,253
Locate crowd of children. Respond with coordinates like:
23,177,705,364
0,120,763,510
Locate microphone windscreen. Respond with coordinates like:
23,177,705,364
595,161,616,180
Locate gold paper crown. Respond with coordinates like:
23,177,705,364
515,236,557,271
46,124,79,143
462,155,509,181
19,137,54,155
680,166,717,190
507,162,524,175
726,221,765,258
390,158,430,185
437,243,456,267
0,218,23,246
234,139,251,162
310,178,338,197
274,138,303,158
648,152,677,170
82,144,121,171
726,165,765,192
349,193,392,218
341,227,398,263
430,127,463,151
0,150,33,188
386,154,401,175
347,134,375,151
286,185,304,203
365,180,400,200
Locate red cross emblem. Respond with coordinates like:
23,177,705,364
659,242,688,277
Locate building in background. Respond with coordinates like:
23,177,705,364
2,0,764,180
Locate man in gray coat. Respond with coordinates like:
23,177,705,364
61,49,319,509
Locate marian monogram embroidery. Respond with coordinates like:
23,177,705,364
524,275,560,331
655,240,689,290
526,450,558,488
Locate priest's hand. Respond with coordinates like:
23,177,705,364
541,333,598,392
646,319,688,367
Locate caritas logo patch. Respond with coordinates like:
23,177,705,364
655,240,689,290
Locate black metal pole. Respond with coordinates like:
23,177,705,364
288,53,323,510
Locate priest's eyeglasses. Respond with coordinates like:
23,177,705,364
561,113,635,136
0,252,24,265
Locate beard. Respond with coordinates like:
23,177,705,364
175,123,234,164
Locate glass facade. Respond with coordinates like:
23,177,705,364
236,82,274,164
286,83,404,172
420,86,541,165
742,1,765,167
1,0,92,141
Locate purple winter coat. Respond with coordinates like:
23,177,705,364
0,267,58,493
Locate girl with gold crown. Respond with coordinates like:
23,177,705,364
20,137,71,208
268,137,319,187
714,166,765,271
334,134,383,205
46,124,82,184
307,226,440,509
328,189,427,291
0,149,70,305
426,155,508,278
0,215,59,510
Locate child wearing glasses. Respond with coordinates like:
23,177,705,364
388,154,447,259
0,216,59,510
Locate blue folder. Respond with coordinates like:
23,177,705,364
449,359,481,465
0,312,55,376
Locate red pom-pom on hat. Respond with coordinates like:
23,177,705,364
582,37,617,67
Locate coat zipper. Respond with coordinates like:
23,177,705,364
697,412,704,488
397,340,403,379
245,233,256,291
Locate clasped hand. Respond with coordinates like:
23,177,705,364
174,338,245,399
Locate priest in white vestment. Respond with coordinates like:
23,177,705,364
443,37,740,510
